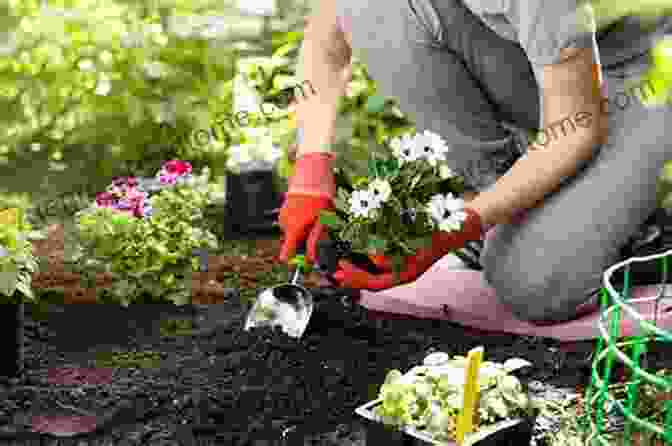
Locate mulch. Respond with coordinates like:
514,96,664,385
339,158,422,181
30,224,323,304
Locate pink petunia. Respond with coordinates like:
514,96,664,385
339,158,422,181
162,159,192,176
95,192,117,208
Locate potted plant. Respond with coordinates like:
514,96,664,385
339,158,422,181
224,127,285,236
66,160,219,306
0,207,41,377
319,129,468,282
356,352,536,445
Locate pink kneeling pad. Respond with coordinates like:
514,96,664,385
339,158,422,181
358,258,672,341
358,214,672,341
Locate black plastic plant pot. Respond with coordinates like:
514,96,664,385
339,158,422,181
223,166,283,237
0,299,24,378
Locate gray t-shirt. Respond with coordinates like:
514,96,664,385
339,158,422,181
337,1,672,129
463,0,672,128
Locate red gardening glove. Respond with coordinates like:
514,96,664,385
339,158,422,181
331,208,484,290
278,152,336,264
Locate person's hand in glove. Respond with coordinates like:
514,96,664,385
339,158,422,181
330,207,485,290
278,152,336,264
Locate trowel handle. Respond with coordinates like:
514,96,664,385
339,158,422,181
315,237,383,281
289,265,303,285
289,244,308,285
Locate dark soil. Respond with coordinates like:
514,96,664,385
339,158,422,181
0,228,670,445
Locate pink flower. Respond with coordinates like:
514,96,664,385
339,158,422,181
158,173,178,185
125,187,145,200
163,160,192,176
95,192,117,208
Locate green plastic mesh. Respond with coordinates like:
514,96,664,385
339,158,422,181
580,248,672,446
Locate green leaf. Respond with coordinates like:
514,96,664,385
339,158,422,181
0,271,18,297
16,279,33,300
366,94,386,114
406,236,433,250
273,41,299,58
366,235,388,252
319,210,346,229
367,156,379,178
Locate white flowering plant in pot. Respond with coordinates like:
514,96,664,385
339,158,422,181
225,126,284,174
319,130,468,280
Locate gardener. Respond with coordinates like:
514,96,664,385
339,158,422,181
278,0,672,325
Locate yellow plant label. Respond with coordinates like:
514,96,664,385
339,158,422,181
456,346,484,445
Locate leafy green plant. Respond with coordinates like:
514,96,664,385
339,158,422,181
0,0,242,198
374,355,534,443
66,161,218,306
230,30,416,183
0,207,43,301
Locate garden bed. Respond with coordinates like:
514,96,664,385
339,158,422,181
2,229,671,445
2,288,668,446
30,224,324,305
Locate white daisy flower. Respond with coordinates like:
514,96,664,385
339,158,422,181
390,133,421,164
368,178,392,205
426,193,468,232
414,130,450,167
415,130,450,167
350,189,379,219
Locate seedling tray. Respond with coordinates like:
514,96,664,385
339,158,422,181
355,399,535,446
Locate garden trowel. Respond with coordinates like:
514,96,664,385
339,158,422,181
244,248,315,339
244,239,383,339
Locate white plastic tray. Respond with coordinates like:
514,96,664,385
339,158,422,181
354,398,525,446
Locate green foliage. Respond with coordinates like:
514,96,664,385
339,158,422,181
319,133,465,282
374,357,533,443
0,0,241,199
67,170,218,306
0,207,43,301
94,348,163,369
231,30,416,183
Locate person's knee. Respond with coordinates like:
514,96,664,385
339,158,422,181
483,261,597,324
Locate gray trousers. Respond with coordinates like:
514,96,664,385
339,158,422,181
337,0,672,323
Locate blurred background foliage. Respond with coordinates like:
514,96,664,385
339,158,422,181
0,0,418,230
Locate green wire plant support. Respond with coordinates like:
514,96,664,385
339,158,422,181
581,248,672,446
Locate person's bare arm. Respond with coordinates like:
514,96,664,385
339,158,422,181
468,47,607,226
295,0,352,156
